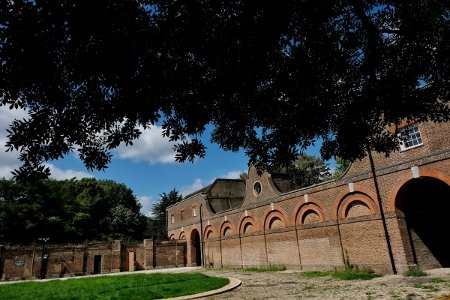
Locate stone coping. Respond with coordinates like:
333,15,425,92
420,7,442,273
164,277,242,300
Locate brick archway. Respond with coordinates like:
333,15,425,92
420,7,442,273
333,184,378,221
391,169,450,269
220,221,235,237
388,168,450,212
292,196,327,225
263,210,287,231
238,215,259,235
203,225,216,240
337,194,377,220
262,204,289,231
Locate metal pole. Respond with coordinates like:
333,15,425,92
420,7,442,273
368,151,397,274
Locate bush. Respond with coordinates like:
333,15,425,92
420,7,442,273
403,268,428,277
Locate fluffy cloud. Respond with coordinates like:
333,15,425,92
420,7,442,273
0,107,27,178
221,170,244,179
44,163,93,180
113,125,177,164
180,178,204,197
178,170,244,198
0,106,29,129
137,195,154,217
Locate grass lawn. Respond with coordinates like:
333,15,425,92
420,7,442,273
0,272,229,300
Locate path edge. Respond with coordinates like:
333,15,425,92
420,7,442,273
165,277,242,300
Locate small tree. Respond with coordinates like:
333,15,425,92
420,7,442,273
331,157,351,180
147,189,183,240
287,154,331,190
239,173,249,180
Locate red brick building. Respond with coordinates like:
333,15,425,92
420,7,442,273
167,121,450,273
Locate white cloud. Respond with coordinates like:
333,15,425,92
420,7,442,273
0,165,15,179
137,195,154,217
0,107,28,178
44,163,93,180
178,170,244,198
0,106,28,129
221,170,244,179
180,178,204,197
113,125,177,165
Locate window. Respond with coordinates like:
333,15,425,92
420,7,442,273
253,182,262,196
171,214,175,224
399,124,423,150
180,210,186,220
192,206,197,217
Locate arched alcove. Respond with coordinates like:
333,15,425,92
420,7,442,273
395,177,450,268
345,201,371,218
268,217,284,229
223,226,231,236
302,210,320,224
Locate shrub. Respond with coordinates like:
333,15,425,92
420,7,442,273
403,268,428,277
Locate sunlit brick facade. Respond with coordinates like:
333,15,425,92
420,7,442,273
167,121,450,273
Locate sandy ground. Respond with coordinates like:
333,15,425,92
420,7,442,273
201,268,450,300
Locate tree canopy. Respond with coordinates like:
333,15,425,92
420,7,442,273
288,154,332,189
1,0,449,179
0,178,147,244
146,189,183,240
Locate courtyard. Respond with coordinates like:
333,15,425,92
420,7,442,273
202,268,450,300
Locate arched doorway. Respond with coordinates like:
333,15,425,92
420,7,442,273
396,177,450,269
190,229,202,267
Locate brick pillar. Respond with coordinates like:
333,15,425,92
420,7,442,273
386,213,412,273
144,239,154,269
110,240,121,273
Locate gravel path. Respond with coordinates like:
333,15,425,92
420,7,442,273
201,268,450,300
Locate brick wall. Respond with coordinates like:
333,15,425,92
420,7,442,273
168,121,450,274
0,239,186,281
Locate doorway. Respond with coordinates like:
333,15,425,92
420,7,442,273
93,255,102,274
396,177,450,268
191,229,202,266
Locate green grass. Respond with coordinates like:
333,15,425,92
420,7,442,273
413,283,440,292
332,269,382,280
0,273,229,300
403,268,428,277
301,271,333,278
301,269,382,280
430,278,446,284
243,265,286,272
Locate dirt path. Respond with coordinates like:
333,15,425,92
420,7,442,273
201,268,450,300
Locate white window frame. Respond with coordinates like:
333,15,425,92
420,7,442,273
171,214,175,224
399,124,423,151
192,207,197,217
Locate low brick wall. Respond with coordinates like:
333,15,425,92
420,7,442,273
0,239,187,281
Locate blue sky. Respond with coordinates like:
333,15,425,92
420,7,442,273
0,106,324,216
